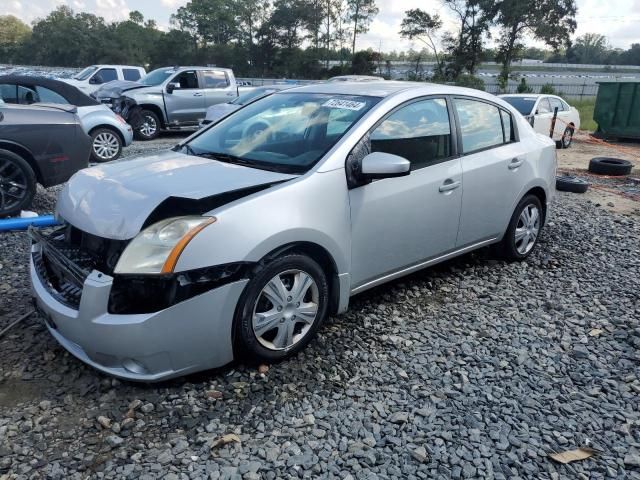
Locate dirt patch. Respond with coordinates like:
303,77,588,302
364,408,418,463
557,137,640,215
0,377,50,409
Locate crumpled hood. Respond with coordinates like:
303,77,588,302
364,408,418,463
56,150,296,240
92,80,149,100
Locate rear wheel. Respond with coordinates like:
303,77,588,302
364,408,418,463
0,149,36,218
90,128,122,163
496,194,543,261
135,110,160,141
234,254,329,363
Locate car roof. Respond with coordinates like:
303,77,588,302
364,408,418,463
92,65,144,69
0,75,100,107
151,66,234,73
282,81,504,100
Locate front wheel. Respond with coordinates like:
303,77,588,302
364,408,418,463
496,194,543,261
134,110,160,141
234,254,329,363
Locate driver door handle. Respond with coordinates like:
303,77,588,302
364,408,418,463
193,92,204,97
439,179,461,193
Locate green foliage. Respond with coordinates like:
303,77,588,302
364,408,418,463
350,50,378,75
517,78,533,93
490,0,577,82
399,9,443,72
540,83,556,94
0,15,31,63
572,98,597,131
454,74,485,91
346,0,379,53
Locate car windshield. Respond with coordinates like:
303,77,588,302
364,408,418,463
502,96,537,115
185,92,380,174
74,66,98,80
141,68,175,86
231,87,281,106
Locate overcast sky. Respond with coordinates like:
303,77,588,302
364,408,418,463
3,0,640,52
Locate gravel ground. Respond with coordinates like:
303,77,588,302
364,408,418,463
1,136,640,479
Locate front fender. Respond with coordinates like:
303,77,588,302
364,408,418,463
173,169,351,276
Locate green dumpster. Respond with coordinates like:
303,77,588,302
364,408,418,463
594,81,640,139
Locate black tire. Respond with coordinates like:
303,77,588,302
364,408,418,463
588,157,633,176
90,127,123,163
561,127,574,149
556,175,589,193
0,149,36,218
134,110,160,141
496,194,544,261
233,253,329,364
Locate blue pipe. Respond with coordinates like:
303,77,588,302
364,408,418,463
0,215,59,232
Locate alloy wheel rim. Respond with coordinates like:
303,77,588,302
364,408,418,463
252,269,319,351
93,132,120,160
0,158,28,213
140,116,157,137
563,129,573,147
514,204,540,255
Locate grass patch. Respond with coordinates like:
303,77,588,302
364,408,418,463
571,98,597,132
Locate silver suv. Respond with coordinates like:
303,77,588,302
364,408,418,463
94,66,239,140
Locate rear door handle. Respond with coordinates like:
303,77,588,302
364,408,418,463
508,158,524,170
439,179,461,193
193,92,204,97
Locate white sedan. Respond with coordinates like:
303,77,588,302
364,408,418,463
500,94,580,149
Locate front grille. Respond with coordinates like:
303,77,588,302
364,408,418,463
31,225,128,309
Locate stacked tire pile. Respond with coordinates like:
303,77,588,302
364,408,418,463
556,157,634,193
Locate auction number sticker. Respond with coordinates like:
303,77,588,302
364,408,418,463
322,99,367,111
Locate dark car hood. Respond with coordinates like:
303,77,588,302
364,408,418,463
92,80,149,100
56,150,296,240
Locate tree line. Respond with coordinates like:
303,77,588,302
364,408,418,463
0,0,638,82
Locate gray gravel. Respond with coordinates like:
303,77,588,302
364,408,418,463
1,137,640,479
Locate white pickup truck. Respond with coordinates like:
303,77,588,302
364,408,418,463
61,65,147,94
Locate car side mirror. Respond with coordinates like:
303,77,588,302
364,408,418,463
361,152,410,179
166,82,179,94
89,75,102,85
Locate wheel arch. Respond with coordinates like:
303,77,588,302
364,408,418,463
137,104,166,128
523,186,547,222
0,142,43,184
88,124,125,144
258,241,342,316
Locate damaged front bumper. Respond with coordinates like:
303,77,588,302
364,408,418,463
102,95,145,130
29,227,248,382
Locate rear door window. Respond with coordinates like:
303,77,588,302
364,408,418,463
203,70,229,88
454,98,505,153
537,98,552,114
548,97,565,112
123,68,142,81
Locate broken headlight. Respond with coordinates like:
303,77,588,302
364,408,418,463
114,216,215,274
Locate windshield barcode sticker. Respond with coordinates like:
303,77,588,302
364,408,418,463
322,99,366,111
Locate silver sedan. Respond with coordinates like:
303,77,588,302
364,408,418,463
30,82,556,381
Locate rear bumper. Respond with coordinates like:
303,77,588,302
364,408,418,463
30,242,247,382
